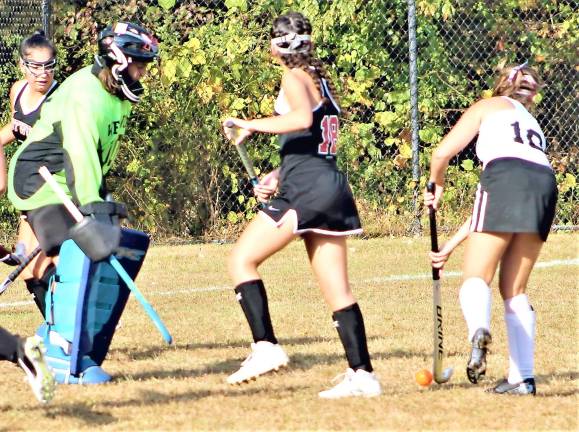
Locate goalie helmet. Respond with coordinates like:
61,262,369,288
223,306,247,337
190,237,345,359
97,22,159,102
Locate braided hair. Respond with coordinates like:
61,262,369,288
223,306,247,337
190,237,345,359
271,12,339,106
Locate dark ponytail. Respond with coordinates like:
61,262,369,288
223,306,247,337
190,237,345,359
19,30,56,59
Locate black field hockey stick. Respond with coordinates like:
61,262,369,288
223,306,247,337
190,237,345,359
38,166,173,345
0,246,42,295
427,182,454,384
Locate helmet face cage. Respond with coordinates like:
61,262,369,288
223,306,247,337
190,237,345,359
97,22,159,102
98,22,158,67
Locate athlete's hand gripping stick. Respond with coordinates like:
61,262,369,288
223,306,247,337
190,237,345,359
223,120,259,187
0,246,42,295
427,181,454,384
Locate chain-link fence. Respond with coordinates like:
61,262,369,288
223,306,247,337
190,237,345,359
0,0,49,65
0,0,576,241
416,1,578,232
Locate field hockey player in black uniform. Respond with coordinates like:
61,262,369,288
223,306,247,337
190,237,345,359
425,63,557,395
223,11,381,399
0,31,59,316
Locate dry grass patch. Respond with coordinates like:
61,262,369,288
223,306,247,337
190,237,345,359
0,233,577,430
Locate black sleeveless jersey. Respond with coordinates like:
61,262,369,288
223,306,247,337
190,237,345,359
263,78,361,235
278,79,341,160
12,81,58,142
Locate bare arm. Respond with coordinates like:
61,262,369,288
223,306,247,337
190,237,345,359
0,123,15,147
429,217,471,269
427,100,486,209
224,69,314,136
0,81,24,193
0,81,22,147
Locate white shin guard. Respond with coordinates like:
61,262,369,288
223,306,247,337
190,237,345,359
459,277,492,341
504,294,536,383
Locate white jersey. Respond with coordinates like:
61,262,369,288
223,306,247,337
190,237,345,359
476,97,551,169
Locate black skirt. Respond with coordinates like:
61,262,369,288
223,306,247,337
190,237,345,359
260,154,362,236
470,158,557,241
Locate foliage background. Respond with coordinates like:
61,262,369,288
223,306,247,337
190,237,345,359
0,0,576,241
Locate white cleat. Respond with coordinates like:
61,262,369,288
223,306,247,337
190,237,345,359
18,336,56,404
318,368,382,399
227,341,289,384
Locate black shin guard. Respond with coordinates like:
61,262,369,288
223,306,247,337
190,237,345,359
0,326,20,363
25,265,55,318
234,279,277,344
26,279,48,318
333,303,373,372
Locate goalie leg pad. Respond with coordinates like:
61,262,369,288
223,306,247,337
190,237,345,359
40,228,149,384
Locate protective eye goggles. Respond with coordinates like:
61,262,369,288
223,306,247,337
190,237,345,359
21,57,57,76
271,33,311,54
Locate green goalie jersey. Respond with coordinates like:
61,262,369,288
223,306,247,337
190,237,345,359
8,64,132,211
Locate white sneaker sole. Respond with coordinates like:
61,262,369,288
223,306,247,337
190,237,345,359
227,361,289,385
319,389,382,399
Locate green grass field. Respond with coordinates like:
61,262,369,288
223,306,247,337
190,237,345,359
0,234,577,431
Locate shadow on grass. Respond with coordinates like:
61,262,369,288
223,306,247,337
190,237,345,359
44,402,117,426
112,334,405,361
116,336,429,381
41,385,309,425
535,371,579,397
420,370,579,396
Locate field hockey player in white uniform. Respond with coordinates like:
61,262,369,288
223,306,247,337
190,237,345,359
425,63,557,395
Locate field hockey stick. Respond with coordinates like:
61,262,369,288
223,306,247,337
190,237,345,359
38,166,173,344
0,246,42,295
427,182,454,384
223,121,259,186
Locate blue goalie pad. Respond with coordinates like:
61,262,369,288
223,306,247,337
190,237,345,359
41,228,149,384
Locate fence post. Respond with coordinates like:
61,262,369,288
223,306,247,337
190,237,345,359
42,0,52,38
407,0,421,235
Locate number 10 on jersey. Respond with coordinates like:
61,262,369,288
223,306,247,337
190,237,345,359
318,115,339,156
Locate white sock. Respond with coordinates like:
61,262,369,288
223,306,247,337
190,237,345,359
459,277,491,341
504,294,535,383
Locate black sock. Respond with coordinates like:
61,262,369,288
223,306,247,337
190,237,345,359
24,264,55,319
0,326,21,363
234,279,277,344
333,303,373,372
25,278,48,318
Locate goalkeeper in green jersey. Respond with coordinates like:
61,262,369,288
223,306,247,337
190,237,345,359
6,22,159,385
8,22,158,259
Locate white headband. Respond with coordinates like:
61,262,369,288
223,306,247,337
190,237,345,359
507,61,528,82
271,33,311,54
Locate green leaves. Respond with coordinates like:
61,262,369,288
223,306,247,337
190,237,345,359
11,0,570,239
158,0,176,10
225,0,248,12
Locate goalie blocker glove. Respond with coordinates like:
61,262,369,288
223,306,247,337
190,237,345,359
69,201,128,262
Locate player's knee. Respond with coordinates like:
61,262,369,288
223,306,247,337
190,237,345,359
228,248,260,279
228,249,248,277
498,281,527,299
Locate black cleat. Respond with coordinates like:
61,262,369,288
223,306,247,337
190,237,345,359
466,328,492,384
487,378,536,396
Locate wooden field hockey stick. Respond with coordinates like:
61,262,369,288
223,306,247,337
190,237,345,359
223,121,269,209
0,246,42,295
427,182,454,384
38,166,173,344
223,121,259,186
